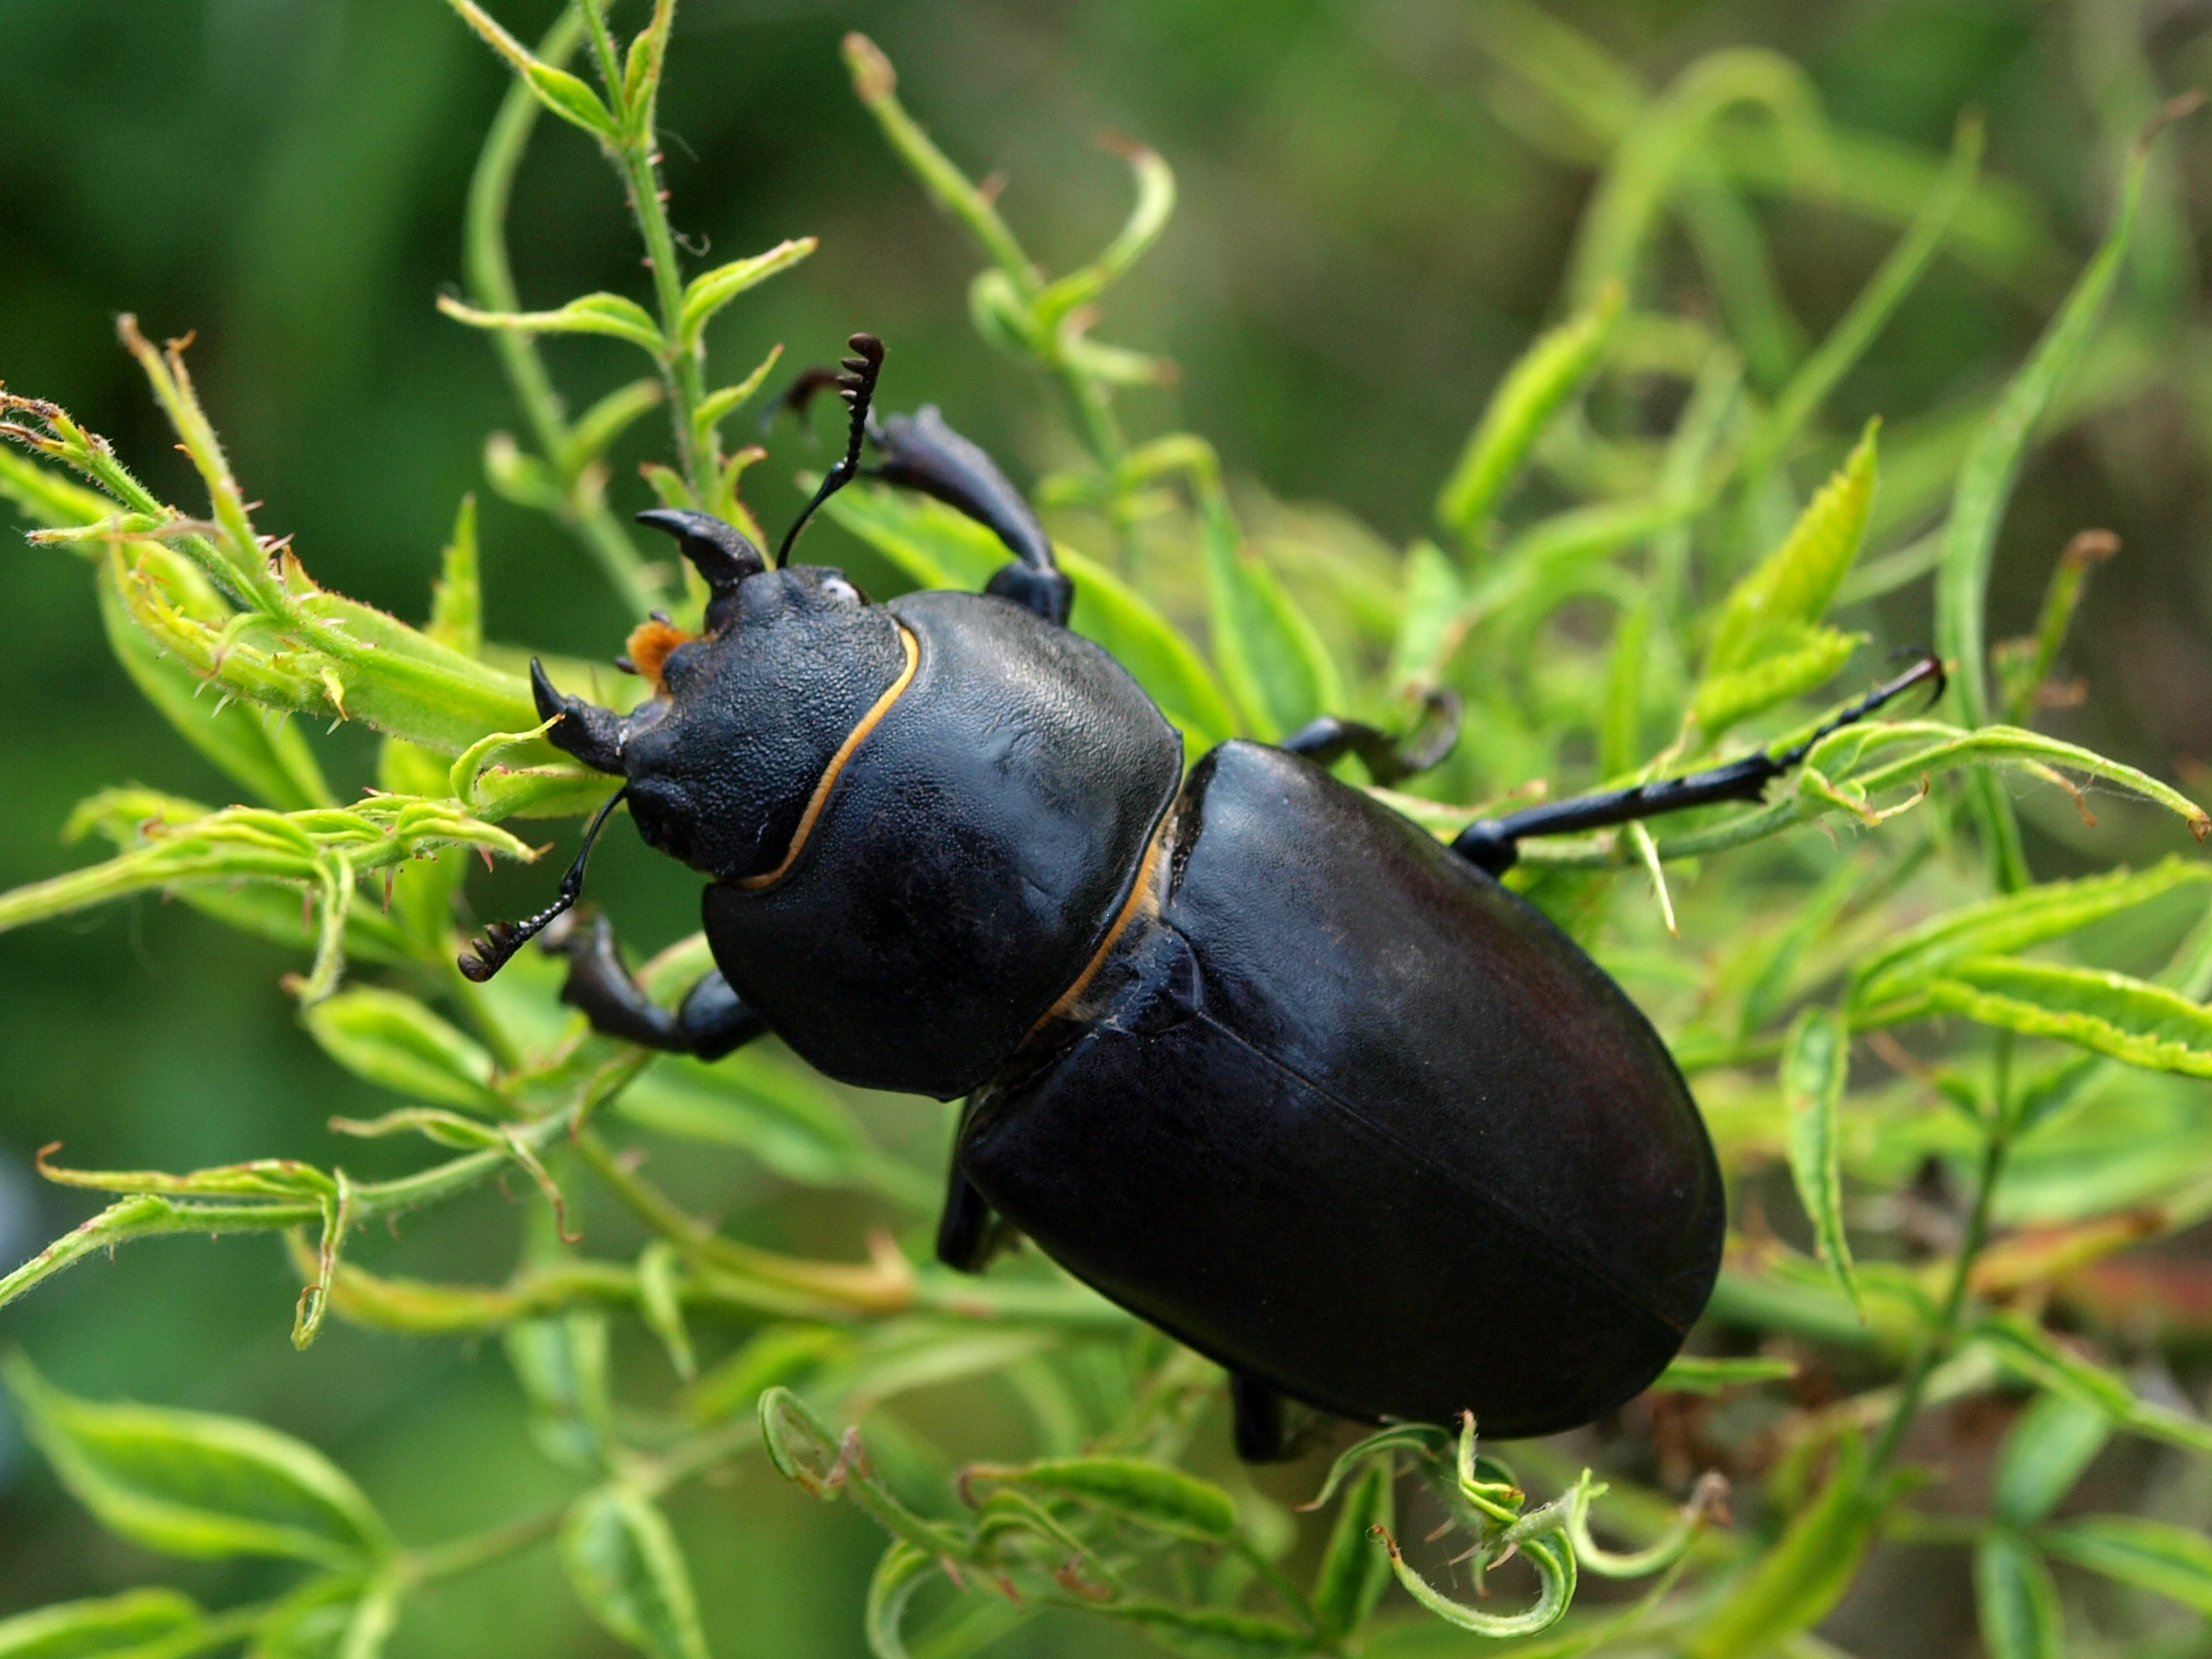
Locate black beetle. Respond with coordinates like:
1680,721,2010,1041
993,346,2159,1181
461,335,1940,1460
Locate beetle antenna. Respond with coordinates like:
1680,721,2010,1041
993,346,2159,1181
457,787,628,983
775,333,884,568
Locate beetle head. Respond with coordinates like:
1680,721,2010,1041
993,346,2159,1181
531,508,908,881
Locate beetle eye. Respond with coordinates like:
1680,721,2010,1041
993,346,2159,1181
820,574,865,605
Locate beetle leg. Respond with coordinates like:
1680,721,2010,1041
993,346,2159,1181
934,1155,1010,1274
872,407,1073,625
545,913,768,1060
1229,1373,1298,1463
1282,690,1461,785
1452,652,1946,875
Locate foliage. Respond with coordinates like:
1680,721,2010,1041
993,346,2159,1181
4,3,2212,1656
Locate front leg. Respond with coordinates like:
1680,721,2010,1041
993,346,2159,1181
546,914,767,1061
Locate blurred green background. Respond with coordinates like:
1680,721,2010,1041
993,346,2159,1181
3,1,2211,1652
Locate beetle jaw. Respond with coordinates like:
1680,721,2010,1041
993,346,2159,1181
532,657,630,775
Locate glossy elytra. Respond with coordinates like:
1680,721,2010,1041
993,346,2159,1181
460,334,1944,1460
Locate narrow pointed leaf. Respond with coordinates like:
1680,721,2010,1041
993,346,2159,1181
964,1457,1237,1540
1781,1007,1860,1316
1993,1393,2110,1526
1975,1532,2063,1659
863,1542,935,1659
0,1588,202,1658
1927,959,2212,1079
438,293,664,356
2040,1515,2212,1612
1199,493,1344,740
675,238,816,347
1850,859,2212,1013
4,1358,390,1567
1437,280,1623,544
1312,1460,1394,1642
303,989,505,1114
561,1483,713,1659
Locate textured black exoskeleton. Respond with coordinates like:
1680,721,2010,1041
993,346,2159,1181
462,334,1944,1459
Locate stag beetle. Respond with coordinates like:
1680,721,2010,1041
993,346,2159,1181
461,335,1941,1460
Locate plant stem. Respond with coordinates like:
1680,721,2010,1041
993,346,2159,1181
464,10,660,619
609,104,713,503
1869,1037,2012,1470
407,1504,567,1580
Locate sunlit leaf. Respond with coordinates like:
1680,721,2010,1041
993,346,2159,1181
437,292,664,355
303,988,505,1114
1436,281,1623,544
1199,492,1344,740
1992,1393,2110,1526
4,1357,391,1567
1927,959,2212,1079
1780,1007,1861,1317
0,1588,202,1659
2040,1515,2212,1612
963,1457,1237,1541
1975,1532,2063,1659
675,239,816,347
1312,1459,1393,1642
561,1482,713,1659
1850,859,2212,1014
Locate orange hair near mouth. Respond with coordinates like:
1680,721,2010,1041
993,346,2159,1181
624,618,695,695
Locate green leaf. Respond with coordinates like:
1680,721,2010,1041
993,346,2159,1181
1436,280,1623,544
437,292,664,356
683,1324,849,1425
635,1243,695,1381
1060,545,1237,748
1714,424,1878,663
1690,624,1864,746
2040,1515,2212,1612
1849,859,2212,1014
1975,1532,2063,1659
613,1051,917,1202
445,2,618,138
507,1314,612,1471
1993,1393,2110,1526
1741,116,1981,491
1693,422,1877,739
0,1588,202,1659
1312,1459,1394,1643
1199,492,1344,740
561,1482,713,1659
1978,1312,2212,1458
864,1542,936,1659
1684,1435,1898,1659
965,1457,1237,1541
1932,123,2176,889
1380,1529,1577,1639
675,238,816,347
1652,1354,1799,1394
1780,1007,1861,1318
302,989,506,1114
97,567,331,812
1927,958,2212,1079
4,1357,391,1567
426,494,482,657
1385,540,1464,695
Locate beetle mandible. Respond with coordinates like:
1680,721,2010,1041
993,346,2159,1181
460,334,1941,1460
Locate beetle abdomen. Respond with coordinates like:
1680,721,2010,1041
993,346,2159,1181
960,741,1723,1435
703,590,1182,1099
